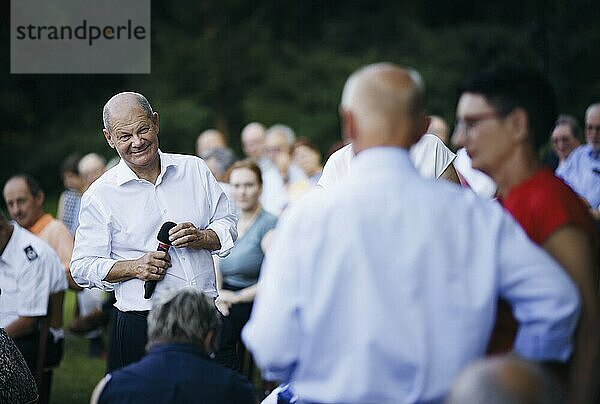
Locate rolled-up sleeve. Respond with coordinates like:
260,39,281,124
204,171,238,258
497,215,580,362
70,193,116,290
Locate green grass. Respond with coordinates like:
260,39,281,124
50,291,106,404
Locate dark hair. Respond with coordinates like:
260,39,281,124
8,174,43,197
553,114,581,142
225,158,263,186
60,153,82,175
459,65,557,152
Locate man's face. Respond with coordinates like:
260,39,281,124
551,124,579,161
265,133,291,170
455,93,513,176
3,178,44,229
292,145,321,175
104,105,160,172
585,107,600,153
242,129,265,159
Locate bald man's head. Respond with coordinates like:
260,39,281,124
103,92,153,133
340,63,427,153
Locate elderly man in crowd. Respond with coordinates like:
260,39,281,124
557,103,600,220
196,129,228,157
243,62,580,403
91,288,255,404
70,92,237,370
3,174,75,380
551,115,581,170
455,65,600,403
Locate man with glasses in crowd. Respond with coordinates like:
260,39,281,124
557,103,600,221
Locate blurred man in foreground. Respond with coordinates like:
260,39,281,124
243,63,580,403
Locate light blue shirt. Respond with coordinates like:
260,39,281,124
243,147,580,404
556,144,600,208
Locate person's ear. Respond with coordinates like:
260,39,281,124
422,115,432,135
103,129,115,149
341,109,357,143
508,108,529,144
34,190,45,207
152,112,159,130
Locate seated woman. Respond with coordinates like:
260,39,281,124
216,159,278,341
0,328,38,404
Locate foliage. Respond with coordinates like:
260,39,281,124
1,0,600,196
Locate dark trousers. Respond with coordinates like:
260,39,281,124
115,309,149,371
13,332,64,374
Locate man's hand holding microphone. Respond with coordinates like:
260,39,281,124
103,221,221,298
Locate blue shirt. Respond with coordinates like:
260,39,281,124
243,147,580,403
99,343,255,404
220,209,277,289
556,144,600,208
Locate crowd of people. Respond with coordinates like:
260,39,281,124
0,61,599,404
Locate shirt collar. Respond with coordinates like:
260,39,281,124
28,213,53,235
587,145,600,160
114,150,177,186
352,146,416,175
0,222,21,267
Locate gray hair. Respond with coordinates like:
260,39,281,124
200,147,238,178
265,124,296,146
102,92,154,132
147,288,221,351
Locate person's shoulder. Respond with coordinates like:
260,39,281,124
330,143,354,162
12,225,60,266
47,218,73,239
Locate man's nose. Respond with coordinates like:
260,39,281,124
132,134,144,146
451,126,467,149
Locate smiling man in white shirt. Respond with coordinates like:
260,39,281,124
242,63,580,403
70,92,237,370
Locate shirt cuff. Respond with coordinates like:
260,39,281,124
206,222,235,258
514,328,574,362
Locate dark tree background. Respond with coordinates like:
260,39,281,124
1,0,599,199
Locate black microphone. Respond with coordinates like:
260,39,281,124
144,221,177,299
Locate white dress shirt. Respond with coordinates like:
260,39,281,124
0,223,67,327
243,147,579,403
71,151,237,312
317,134,455,189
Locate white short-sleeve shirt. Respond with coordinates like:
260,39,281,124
0,223,67,328
317,134,455,189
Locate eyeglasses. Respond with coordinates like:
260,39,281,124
454,112,499,135
586,124,600,132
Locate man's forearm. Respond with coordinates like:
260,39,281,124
5,317,39,339
103,260,138,283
